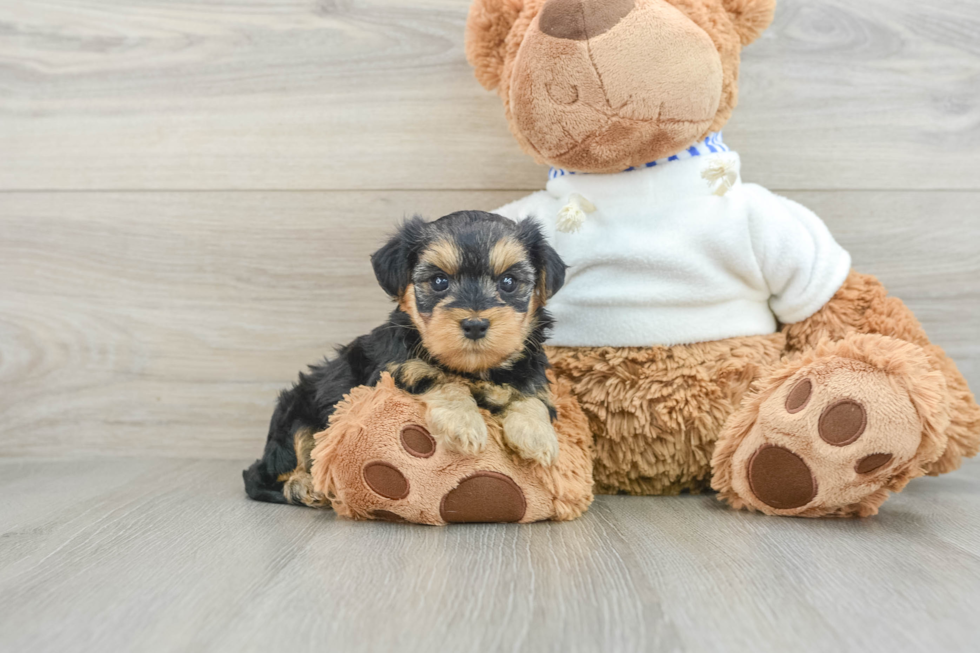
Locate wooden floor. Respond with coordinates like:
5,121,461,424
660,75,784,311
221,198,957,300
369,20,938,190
2,0,980,650
1,457,979,653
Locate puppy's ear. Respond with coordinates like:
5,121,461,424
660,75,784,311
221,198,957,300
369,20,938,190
723,0,776,46
539,243,566,300
371,216,428,298
466,0,524,91
514,217,567,302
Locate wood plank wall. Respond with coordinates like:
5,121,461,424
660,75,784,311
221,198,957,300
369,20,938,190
1,0,978,458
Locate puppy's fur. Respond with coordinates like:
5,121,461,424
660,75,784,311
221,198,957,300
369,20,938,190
243,211,567,506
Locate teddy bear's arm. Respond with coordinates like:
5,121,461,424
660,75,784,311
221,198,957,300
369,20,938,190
743,183,853,326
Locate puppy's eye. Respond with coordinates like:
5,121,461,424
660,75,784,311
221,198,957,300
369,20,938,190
498,275,517,293
430,274,449,292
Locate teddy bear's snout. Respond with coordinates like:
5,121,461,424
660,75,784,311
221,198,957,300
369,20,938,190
539,0,636,41
508,0,724,172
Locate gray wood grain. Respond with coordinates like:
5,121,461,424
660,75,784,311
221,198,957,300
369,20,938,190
0,457,978,653
1,190,977,459
0,0,978,191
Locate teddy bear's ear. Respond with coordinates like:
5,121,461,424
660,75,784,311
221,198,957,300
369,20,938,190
723,0,776,46
465,0,524,90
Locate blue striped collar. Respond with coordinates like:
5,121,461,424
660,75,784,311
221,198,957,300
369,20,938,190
548,132,730,180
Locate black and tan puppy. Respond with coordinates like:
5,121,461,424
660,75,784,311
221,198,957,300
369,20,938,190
243,210,567,505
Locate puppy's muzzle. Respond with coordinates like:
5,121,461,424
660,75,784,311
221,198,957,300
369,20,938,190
460,318,490,341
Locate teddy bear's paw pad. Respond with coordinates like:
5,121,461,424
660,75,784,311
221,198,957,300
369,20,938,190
363,462,410,500
818,399,868,446
785,377,813,413
731,362,922,516
439,472,527,523
370,509,410,523
400,424,436,458
855,453,893,474
746,445,817,510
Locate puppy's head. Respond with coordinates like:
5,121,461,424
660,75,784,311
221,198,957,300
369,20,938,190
371,211,566,373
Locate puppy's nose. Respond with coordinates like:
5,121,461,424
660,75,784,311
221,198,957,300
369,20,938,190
539,0,634,41
460,318,490,341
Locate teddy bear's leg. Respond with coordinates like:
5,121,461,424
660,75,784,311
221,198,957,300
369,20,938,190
547,334,785,496
783,271,980,477
309,374,594,525
712,332,958,517
920,344,980,474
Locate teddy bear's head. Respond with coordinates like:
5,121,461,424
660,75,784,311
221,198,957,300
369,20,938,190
466,0,775,173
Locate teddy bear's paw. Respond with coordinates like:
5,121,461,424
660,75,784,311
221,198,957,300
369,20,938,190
426,402,489,456
356,423,528,524
316,373,594,524
726,356,928,517
502,399,560,467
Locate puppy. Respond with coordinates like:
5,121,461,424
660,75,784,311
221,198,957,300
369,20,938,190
243,210,567,506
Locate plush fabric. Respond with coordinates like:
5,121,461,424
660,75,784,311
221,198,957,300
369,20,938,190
466,0,775,173
712,332,953,518
309,373,594,525
548,332,785,495
713,272,980,517
548,131,730,179
779,270,980,479
547,271,980,514
465,0,526,91
466,0,980,517
496,141,852,347
721,0,777,45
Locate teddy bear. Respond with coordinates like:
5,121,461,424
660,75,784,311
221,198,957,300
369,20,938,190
465,0,980,516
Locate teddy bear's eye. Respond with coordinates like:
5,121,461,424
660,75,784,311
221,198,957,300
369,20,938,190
430,274,449,292
498,275,517,293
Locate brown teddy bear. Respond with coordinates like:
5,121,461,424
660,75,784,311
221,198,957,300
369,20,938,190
467,0,980,516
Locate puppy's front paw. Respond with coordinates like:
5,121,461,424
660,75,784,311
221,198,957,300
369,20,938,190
428,404,489,455
503,400,559,467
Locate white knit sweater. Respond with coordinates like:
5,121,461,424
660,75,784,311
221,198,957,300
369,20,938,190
496,135,852,347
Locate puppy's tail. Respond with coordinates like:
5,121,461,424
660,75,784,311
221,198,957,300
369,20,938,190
243,428,326,507
244,394,328,507
243,456,291,505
